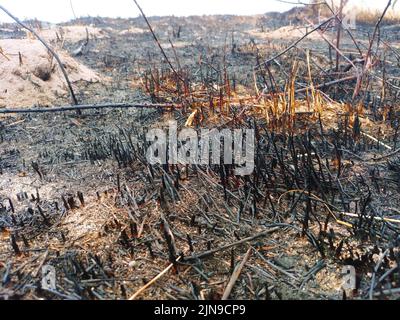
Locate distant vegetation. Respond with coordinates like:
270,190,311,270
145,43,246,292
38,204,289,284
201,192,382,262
259,1,400,30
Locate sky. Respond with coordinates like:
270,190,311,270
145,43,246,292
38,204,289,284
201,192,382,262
0,0,396,23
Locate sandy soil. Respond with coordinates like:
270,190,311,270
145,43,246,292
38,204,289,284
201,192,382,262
0,14,399,301
0,39,101,108
39,25,108,42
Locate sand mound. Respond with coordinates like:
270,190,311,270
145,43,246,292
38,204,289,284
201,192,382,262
119,27,146,36
39,25,108,43
248,25,320,41
0,39,101,108
267,26,320,40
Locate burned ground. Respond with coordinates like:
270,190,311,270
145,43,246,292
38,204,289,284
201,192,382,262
0,12,400,300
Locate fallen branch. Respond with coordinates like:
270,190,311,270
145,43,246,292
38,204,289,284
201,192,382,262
128,256,182,300
295,75,357,94
0,102,178,114
340,212,400,224
368,148,400,162
360,131,392,151
222,248,252,300
183,226,280,262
